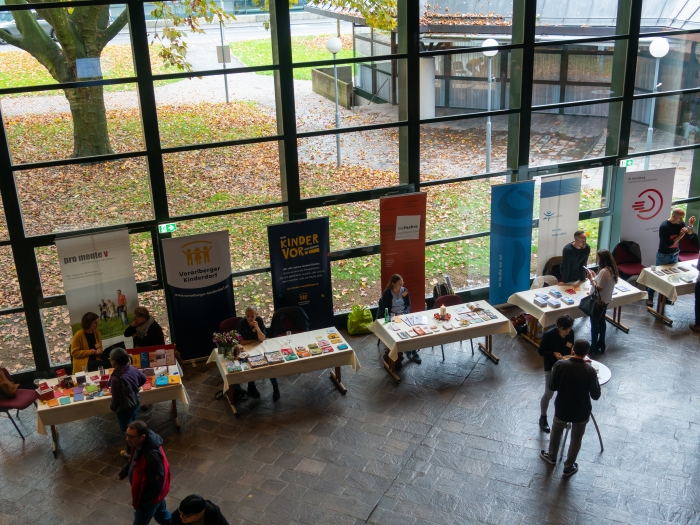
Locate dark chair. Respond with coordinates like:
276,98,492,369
612,241,644,281
0,368,39,440
269,307,310,337
679,235,699,262
543,256,563,283
219,316,242,334
433,295,473,360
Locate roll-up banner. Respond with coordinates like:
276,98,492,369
620,168,676,266
379,193,427,312
161,231,236,360
490,181,536,305
536,172,582,275
56,229,139,348
268,217,334,329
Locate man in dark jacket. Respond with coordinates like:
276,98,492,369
118,421,172,525
537,315,574,433
560,230,590,283
235,306,280,401
540,340,601,477
171,495,229,525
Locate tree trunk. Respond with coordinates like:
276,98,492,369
64,86,114,158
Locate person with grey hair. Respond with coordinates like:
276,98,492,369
109,347,147,457
235,306,280,402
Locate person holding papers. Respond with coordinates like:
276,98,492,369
585,250,619,355
381,274,420,364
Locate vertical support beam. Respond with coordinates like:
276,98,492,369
444,53,451,109
398,0,421,187
687,149,700,220
499,51,507,110
390,31,397,105
507,0,537,182
270,0,304,221
559,46,569,115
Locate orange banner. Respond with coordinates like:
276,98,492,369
380,193,427,312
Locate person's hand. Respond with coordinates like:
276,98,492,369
401,290,408,298
689,216,696,227
130,320,138,328
566,342,573,349
586,268,595,280
554,352,563,360
250,320,258,332
91,349,98,355
117,474,124,480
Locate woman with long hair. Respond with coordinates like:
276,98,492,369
70,312,103,374
585,249,619,355
381,274,420,363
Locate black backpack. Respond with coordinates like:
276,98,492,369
115,375,139,415
432,277,451,301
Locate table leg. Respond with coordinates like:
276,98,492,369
647,294,673,326
226,386,238,416
520,319,541,349
50,425,58,457
591,413,604,453
382,354,401,383
171,400,180,430
478,335,499,364
330,366,347,395
605,306,630,333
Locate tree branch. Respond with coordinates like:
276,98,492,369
96,8,129,50
0,28,23,48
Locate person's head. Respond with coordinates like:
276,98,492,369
572,230,587,249
670,208,686,224
133,306,150,326
245,306,258,323
572,339,590,357
555,315,573,337
117,289,121,295
177,495,206,523
596,249,619,282
385,274,404,292
81,312,99,331
109,347,130,367
126,420,149,449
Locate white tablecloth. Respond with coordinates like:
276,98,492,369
370,301,512,361
636,263,698,303
35,364,189,436
508,281,648,327
206,329,360,393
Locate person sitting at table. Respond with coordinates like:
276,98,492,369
124,306,165,348
235,306,280,402
537,315,574,433
70,312,104,374
109,347,147,458
381,274,420,364
585,249,619,355
560,230,590,283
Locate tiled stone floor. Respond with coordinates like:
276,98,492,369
1,293,700,524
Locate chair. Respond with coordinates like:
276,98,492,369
543,256,563,283
219,316,242,334
612,241,644,281
679,235,700,262
269,307,310,337
0,368,39,440
530,275,558,290
433,295,473,360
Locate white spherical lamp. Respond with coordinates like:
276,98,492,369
482,38,499,57
326,37,343,55
649,37,669,58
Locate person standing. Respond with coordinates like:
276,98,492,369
171,495,229,525
647,209,696,306
540,339,601,477
125,307,165,348
585,249,619,355
560,231,590,283
70,312,104,374
236,306,280,402
118,421,172,525
109,347,147,458
118,289,128,325
537,315,574,433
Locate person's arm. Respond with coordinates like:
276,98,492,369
136,369,147,388
255,317,267,341
660,222,684,248
589,369,601,401
579,246,591,280
109,375,121,412
560,245,573,282
117,457,130,480
70,332,94,360
548,361,561,391
124,325,137,338
140,450,166,504
537,332,556,360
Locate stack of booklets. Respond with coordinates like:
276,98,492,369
309,346,322,355
265,351,285,364
533,295,548,307
132,348,176,369
225,360,247,372
248,355,268,368
296,347,311,358
280,347,294,356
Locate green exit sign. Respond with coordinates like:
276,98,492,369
158,223,177,234
619,159,634,168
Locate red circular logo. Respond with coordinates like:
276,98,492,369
632,188,664,220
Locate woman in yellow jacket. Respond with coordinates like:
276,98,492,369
71,312,104,374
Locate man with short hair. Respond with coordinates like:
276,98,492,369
647,208,696,306
540,339,601,477
235,306,280,402
117,289,128,325
171,494,229,525
560,231,590,283
118,421,172,525
537,315,574,433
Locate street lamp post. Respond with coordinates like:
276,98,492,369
482,39,498,173
326,37,343,168
645,37,669,170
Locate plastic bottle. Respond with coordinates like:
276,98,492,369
384,308,389,324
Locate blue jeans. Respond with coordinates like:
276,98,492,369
133,499,171,525
590,303,608,353
115,404,140,453
648,251,679,301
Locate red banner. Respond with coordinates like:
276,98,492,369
379,193,427,312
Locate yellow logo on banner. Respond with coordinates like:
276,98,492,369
181,240,213,266
299,293,308,301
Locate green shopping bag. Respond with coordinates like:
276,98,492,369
347,305,374,335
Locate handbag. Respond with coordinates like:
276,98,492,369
115,375,139,415
579,288,606,320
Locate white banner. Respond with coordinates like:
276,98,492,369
536,172,582,275
56,230,138,340
620,168,676,266
161,230,232,289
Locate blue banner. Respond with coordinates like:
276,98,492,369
268,218,334,330
490,181,535,305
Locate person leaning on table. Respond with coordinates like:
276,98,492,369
537,315,574,434
109,347,147,458
235,306,280,402
560,230,590,283
382,274,421,364
70,311,104,374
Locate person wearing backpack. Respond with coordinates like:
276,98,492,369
110,347,147,458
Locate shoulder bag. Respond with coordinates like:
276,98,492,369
579,287,606,320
